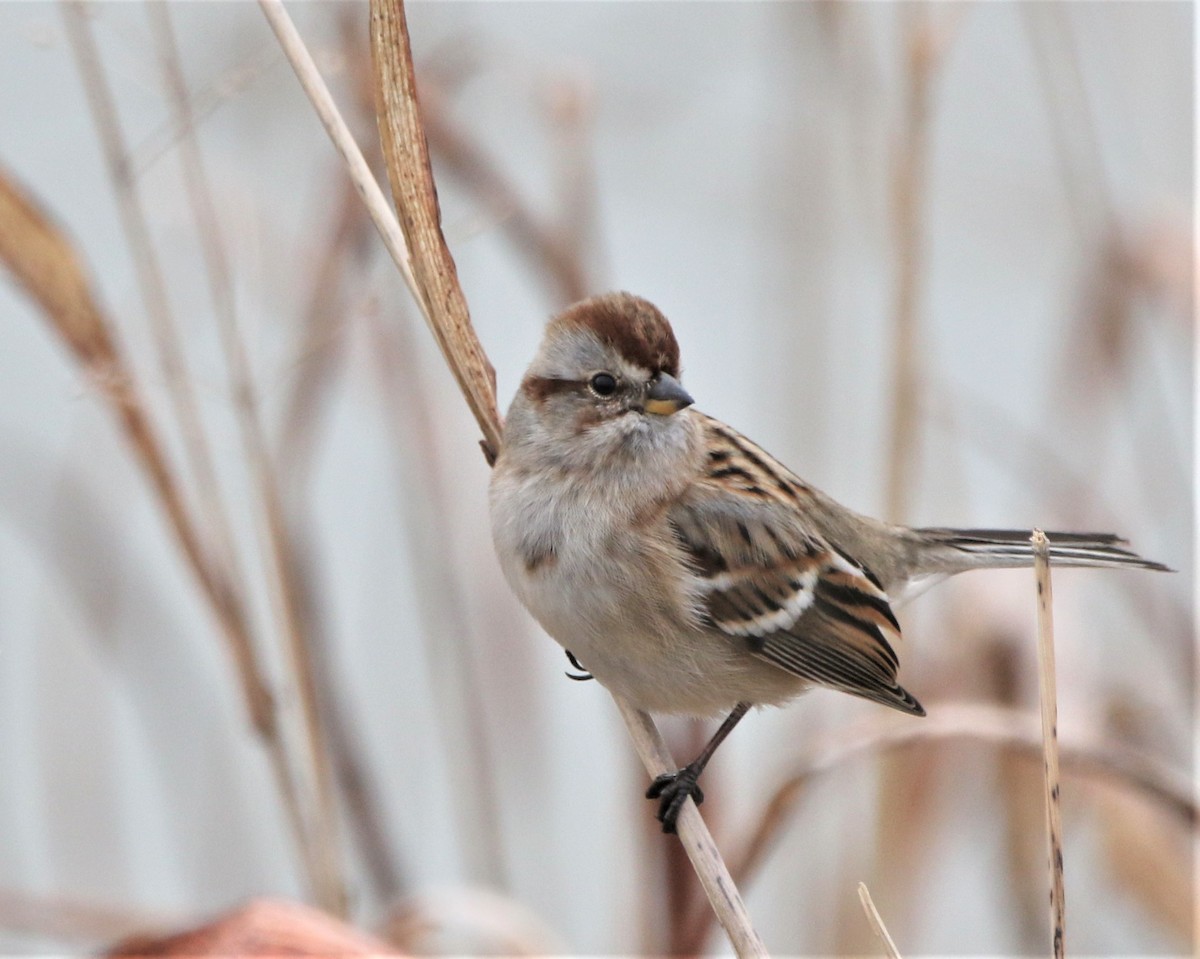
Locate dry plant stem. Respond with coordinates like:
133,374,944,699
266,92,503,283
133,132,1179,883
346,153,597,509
1032,531,1067,959
274,181,407,898
260,0,506,892
667,720,718,955
857,883,902,959
259,0,501,456
867,10,950,952
0,170,280,732
370,311,510,889
263,0,767,950
147,2,346,915
617,703,769,959
0,168,322,927
59,2,248,621
60,2,327,908
883,5,935,523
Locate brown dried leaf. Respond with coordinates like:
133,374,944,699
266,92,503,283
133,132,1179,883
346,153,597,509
0,166,117,369
369,0,502,458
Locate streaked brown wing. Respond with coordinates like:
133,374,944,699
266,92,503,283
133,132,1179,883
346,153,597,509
668,415,924,716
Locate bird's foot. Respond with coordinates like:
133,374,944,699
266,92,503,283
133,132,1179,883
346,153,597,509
564,649,593,681
645,764,705,834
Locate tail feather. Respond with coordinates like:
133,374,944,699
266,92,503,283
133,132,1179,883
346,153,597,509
916,527,1172,573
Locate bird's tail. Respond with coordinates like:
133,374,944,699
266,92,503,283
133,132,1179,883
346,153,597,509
915,527,1171,574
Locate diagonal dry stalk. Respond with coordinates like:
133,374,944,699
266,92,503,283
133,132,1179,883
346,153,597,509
259,0,767,953
59,0,247,628
1031,531,1066,959
145,2,346,915
0,168,275,736
367,0,502,462
857,883,903,959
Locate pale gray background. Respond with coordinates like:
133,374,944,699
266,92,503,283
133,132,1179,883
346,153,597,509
0,2,1192,955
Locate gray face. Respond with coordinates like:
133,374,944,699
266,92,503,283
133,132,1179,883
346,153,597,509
509,326,695,471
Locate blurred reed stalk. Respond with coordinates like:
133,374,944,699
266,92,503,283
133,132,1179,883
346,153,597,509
58,0,241,594
1031,531,1066,959
145,1,346,915
857,883,902,959
57,0,344,913
864,7,961,951
258,0,509,894
369,302,510,890
258,0,769,952
883,3,940,525
270,15,406,900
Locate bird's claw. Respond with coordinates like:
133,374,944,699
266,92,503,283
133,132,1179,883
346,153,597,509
645,767,704,834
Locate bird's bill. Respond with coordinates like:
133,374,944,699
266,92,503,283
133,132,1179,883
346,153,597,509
645,373,694,416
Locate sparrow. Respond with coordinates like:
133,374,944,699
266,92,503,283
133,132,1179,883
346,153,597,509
488,292,1167,833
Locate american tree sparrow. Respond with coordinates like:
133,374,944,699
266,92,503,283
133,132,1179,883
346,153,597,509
488,292,1167,833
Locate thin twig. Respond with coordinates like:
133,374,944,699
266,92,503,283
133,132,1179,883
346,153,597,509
857,883,902,959
257,0,420,295
258,0,769,952
616,701,769,958
1032,531,1066,959
146,2,346,915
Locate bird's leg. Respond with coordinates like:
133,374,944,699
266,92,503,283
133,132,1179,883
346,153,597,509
645,702,750,834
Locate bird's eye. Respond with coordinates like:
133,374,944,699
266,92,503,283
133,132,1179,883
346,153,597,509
589,372,617,397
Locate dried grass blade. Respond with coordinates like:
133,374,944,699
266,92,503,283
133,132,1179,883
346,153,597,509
1032,530,1067,959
